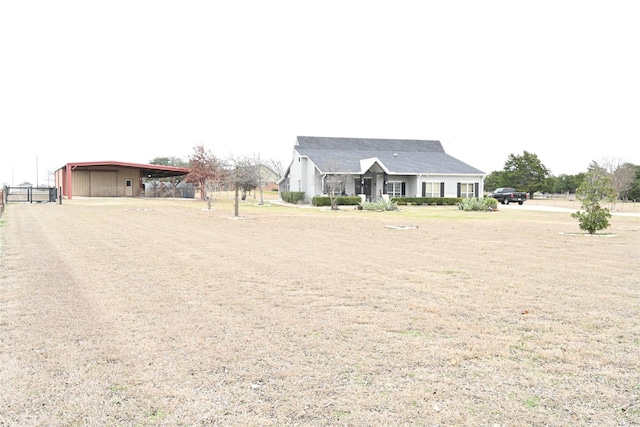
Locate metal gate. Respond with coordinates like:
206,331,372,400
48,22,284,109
3,186,58,203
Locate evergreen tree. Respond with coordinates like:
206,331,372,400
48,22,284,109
625,165,640,201
502,151,551,195
551,173,586,194
483,171,508,192
150,156,187,167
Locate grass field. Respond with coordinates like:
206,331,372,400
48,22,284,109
1,195,639,426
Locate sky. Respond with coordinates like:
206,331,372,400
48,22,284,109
1,1,638,186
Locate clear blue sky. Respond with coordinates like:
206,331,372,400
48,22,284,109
1,1,638,186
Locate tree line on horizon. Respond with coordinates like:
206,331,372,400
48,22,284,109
150,145,639,204
484,151,639,201
150,145,634,234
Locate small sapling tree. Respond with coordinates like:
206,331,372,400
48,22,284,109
204,188,215,210
323,160,348,210
227,155,260,217
324,175,345,210
571,162,617,234
252,155,281,206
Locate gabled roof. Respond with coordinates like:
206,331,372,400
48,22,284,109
295,136,485,175
359,158,390,174
59,161,189,179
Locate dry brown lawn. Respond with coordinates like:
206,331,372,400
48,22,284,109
1,195,639,426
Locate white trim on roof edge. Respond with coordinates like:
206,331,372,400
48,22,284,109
359,157,391,174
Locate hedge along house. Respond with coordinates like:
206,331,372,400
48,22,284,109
55,161,190,200
279,136,486,202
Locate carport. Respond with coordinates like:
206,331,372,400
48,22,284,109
55,161,189,200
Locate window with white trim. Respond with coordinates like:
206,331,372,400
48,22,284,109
387,181,404,198
459,182,475,198
324,181,344,196
424,182,441,197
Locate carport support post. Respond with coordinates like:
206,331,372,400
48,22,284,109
66,164,73,200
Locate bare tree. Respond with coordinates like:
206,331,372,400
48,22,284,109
323,160,349,210
252,154,280,206
226,155,260,217
266,158,285,180
599,157,635,209
149,179,159,197
184,145,224,200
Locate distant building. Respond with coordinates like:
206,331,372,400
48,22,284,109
55,161,189,199
258,164,280,191
279,136,486,202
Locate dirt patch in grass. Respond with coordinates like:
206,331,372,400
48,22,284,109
1,197,639,425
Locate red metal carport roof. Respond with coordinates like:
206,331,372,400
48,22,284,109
63,161,189,179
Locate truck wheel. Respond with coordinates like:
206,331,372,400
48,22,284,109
504,199,509,205
518,201,523,205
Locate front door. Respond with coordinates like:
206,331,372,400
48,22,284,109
363,178,372,200
356,177,373,201
124,179,133,196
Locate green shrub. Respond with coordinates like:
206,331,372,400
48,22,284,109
486,197,499,209
392,197,461,206
280,191,305,204
457,197,497,211
311,196,361,207
361,199,398,211
571,206,612,234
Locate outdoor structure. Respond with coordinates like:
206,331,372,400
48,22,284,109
279,136,486,202
55,161,189,200
3,185,57,203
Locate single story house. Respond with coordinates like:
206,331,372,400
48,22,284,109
278,136,486,202
55,161,189,199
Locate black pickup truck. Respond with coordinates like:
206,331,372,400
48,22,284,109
488,188,528,205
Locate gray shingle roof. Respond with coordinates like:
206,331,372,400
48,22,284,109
295,136,485,175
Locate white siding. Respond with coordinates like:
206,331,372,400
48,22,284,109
305,160,317,198
283,148,486,202
287,151,323,200
416,175,484,197
344,176,356,195
288,152,304,192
